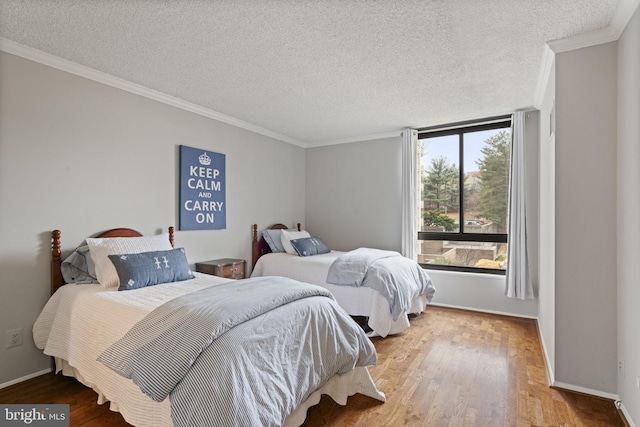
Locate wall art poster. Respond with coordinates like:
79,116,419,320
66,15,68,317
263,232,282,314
179,145,226,230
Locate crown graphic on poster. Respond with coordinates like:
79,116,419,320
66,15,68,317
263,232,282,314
199,152,211,166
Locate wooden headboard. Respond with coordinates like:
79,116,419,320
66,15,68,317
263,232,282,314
251,223,300,269
51,227,175,295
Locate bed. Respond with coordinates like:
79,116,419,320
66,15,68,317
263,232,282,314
251,224,436,338
35,227,385,427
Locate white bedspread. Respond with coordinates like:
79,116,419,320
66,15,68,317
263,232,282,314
33,273,385,426
252,252,431,337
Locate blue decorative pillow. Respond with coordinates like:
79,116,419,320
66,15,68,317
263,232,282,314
290,237,330,257
61,245,98,284
108,248,194,291
262,229,286,253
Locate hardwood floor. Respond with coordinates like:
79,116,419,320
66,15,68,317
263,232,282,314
0,306,625,426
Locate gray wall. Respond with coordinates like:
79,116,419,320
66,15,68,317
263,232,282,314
306,116,540,319
555,42,618,394
616,4,640,422
0,52,305,386
305,137,402,251
538,13,640,412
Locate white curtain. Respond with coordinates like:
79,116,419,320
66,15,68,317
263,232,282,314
401,128,418,261
506,112,533,299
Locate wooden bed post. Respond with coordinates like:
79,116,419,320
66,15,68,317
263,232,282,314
169,226,175,248
51,230,62,295
252,224,259,269
252,223,300,269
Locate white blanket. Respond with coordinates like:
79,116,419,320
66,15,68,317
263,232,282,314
326,248,401,287
252,251,433,337
327,248,435,321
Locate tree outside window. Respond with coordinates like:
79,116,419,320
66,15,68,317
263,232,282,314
417,119,511,274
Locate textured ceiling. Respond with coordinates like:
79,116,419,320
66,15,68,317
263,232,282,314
0,0,622,146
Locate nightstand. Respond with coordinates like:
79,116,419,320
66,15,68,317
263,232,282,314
195,258,246,279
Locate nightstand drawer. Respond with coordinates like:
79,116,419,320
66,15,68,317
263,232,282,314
195,258,246,279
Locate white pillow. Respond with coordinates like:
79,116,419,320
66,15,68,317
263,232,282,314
280,229,311,255
86,234,173,289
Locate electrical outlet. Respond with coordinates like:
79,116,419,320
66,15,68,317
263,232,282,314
618,360,625,377
6,328,23,349
636,376,640,390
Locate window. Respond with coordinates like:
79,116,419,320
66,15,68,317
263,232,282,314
417,117,511,274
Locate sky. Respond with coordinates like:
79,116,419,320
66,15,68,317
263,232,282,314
420,128,508,174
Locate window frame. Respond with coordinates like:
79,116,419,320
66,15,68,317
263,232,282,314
417,116,511,275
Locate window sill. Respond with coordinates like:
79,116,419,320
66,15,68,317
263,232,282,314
420,264,506,276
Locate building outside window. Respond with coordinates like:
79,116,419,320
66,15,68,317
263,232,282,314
417,117,511,274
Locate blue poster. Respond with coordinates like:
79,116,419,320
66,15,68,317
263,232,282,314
179,145,226,230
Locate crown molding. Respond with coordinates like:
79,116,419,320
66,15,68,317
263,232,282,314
547,26,618,53
535,0,639,107
0,38,306,148
548,0,640,53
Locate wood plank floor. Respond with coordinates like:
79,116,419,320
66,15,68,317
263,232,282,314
0,306,625,426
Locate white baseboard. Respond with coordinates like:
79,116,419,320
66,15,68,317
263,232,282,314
0,368,52,390
617,401,637,427
535,321,555,386
428,302,538,320
552,381,619,401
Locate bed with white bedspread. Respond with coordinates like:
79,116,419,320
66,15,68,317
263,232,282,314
36,228,385,427
251,224,436,338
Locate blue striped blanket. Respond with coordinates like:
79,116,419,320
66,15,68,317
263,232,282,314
98,276,378,427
